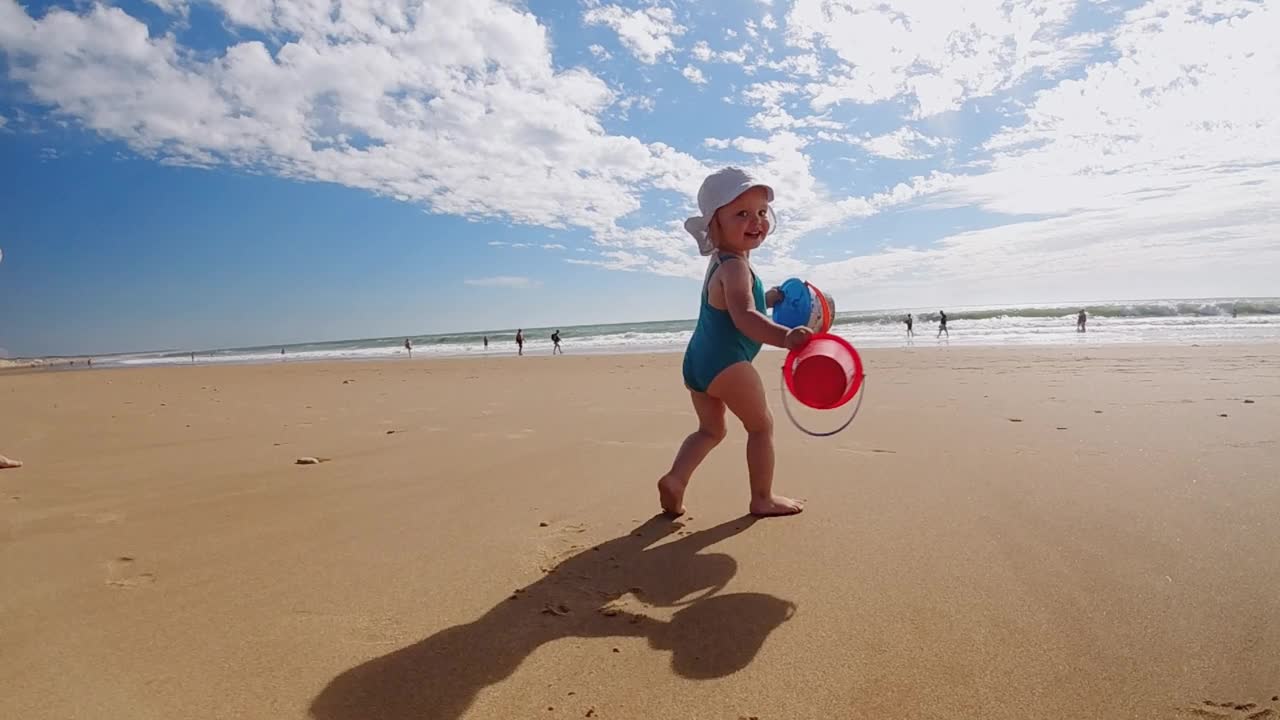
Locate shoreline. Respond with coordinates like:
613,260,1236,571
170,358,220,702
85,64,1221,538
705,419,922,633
7,336,1280,375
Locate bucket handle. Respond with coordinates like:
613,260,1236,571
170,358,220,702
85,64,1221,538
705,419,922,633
779,369,867,438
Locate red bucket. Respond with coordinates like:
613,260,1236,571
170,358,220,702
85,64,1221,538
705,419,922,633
782,333,864,410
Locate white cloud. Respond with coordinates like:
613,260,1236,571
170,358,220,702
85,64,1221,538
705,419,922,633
763,53,823,77
804,0,1280,303
0,115,7,130
587,43,612,61
464,275,542,288
786,0,1102,117
689,40,748,65
844,126,944,160
583,4,686,64
681,65,706,85
617,94,655,114
0,0,709,243
761,14,777,30
143,0,188,16
541,243,566,250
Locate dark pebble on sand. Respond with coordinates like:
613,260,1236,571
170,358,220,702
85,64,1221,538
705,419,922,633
612,648,619,653
1094,410,1103,414
540,521,550,527
1244,399,1255,404
586,709,594,717
1008,418,1023,423
386,430,397,434
1272,696,1278,701
1219,414,1229,418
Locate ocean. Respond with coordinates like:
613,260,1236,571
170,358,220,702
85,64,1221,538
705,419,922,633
99,297,1280,367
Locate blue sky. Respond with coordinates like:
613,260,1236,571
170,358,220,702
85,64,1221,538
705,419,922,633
1,0,1277,357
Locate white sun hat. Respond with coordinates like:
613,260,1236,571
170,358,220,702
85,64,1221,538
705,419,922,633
683,166,775,256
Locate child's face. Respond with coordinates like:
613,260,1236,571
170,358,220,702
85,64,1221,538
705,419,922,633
710,186,771,253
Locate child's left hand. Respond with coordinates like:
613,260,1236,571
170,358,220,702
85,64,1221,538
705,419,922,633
765,286,783,308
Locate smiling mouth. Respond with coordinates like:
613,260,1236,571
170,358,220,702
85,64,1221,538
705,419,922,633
746,231,763,240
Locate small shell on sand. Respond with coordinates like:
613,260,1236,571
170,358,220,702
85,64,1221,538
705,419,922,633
0,455,22,470
295,457,330,465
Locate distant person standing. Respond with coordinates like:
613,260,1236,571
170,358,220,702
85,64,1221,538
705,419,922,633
937,310,949,339
1077,310,1087,333
904,313,914,339
404,338,413,358
483,336,489,349
516,329,524,356
551,330,563,355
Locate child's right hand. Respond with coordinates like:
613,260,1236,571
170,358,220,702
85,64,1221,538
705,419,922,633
784,326,814,350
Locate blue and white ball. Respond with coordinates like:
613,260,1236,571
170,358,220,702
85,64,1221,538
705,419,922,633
773,278,834,332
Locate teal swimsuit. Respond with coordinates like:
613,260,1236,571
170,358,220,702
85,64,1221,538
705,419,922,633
682,254,767,393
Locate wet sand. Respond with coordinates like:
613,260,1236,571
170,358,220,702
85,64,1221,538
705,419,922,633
2,344,1279,719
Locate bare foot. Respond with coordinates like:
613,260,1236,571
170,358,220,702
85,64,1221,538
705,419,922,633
0,455,22,470
657,474,688,516
749,494,804,517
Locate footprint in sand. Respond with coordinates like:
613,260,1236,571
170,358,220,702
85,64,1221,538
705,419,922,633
105,556,156,589
75,511,124,525
350,615,408,646
1181,698,1278,720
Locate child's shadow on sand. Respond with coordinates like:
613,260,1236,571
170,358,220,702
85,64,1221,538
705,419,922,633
310,515,795,720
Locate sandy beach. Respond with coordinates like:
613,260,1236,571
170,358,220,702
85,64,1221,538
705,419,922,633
2,345,1278,719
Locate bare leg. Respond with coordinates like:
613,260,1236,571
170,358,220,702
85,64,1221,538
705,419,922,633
0,455,22,469
708,362,804,517
657,391,726,516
